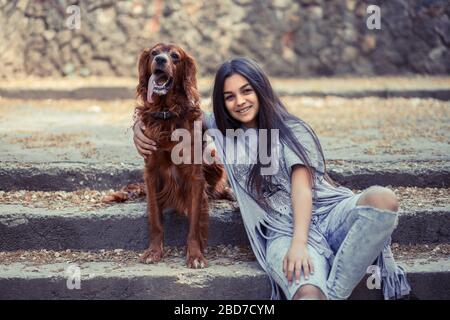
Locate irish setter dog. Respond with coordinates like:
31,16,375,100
135,43,233,268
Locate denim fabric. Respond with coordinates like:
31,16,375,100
322,197,399,299
266,238,330,299
266,193,400,300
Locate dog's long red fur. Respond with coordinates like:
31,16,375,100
133,43,233,268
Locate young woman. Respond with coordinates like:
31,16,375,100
133,58,411,300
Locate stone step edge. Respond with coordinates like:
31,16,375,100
0,257,448,300
1,162,448,191
0,203,449,250
1,87,449,100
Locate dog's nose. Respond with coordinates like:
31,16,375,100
155,55,167,65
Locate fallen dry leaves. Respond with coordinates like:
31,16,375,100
1,187,447,211
391,187,449,209
280,96,449,155
0,244,447,267
0,95,448,156
0,189,111,211
391,243,450,265
0,245,255,266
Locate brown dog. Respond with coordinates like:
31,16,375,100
135,43,232,268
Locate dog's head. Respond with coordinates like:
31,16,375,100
137,43,198,104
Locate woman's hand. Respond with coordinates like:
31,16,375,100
283,243,314,285
133,119,157,159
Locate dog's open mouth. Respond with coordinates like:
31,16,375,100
152,70,173,95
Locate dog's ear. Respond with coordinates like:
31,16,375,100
136,48,151,101
182,52,199,107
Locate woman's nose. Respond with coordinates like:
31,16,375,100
236,94,245,106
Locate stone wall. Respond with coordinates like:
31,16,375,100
0,0,448,79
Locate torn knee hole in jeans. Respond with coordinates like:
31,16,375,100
293,284,327,300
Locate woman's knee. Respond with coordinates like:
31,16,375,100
357,186,399,212
293,284,327,300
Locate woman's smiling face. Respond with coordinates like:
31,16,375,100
223,73,260,128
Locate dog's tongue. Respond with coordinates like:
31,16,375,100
147,75,155,103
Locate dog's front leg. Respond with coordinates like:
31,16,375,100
186,168,209,269
140,170,164,264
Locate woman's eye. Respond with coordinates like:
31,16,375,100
225,95,234,101
171,53,179,59
243,88,253,94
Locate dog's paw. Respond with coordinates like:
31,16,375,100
140,248,163,264
186,254,208,269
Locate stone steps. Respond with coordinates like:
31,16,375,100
0,251,448,300
0,76,449,100
1,160,448,192
0,193,448,251
1,86,448,101
0,88,448,300
1,95,448,192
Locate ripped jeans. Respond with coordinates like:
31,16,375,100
266,193,404,300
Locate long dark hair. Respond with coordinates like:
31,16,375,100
212,57,336,202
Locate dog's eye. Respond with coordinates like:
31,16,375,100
170,53,179,60
151,50,158,56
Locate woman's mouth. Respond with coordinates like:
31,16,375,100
236,106,252,114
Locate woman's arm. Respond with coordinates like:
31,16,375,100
291,165,313,245
283,164,315,285
133,110,208,159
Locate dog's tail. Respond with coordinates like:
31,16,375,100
101,179,235,203
203,163,236,201
205,185,235,201
101,183,146,203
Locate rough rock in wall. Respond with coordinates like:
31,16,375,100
0,0,448,79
